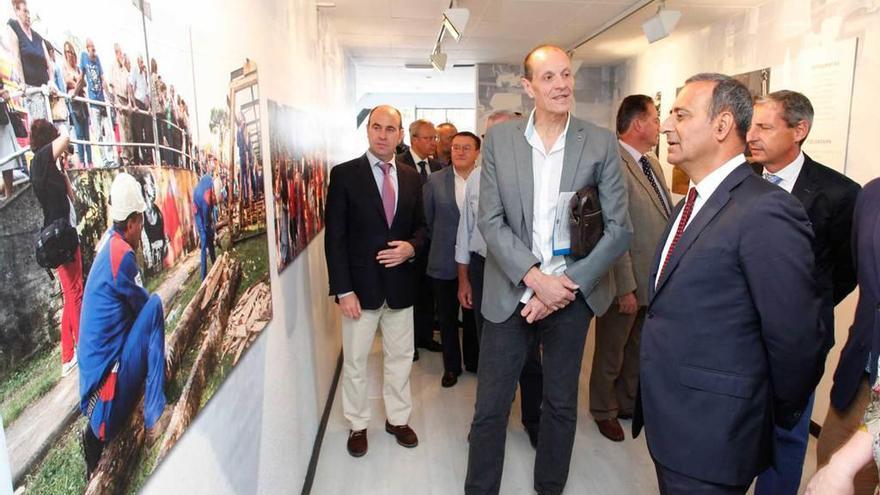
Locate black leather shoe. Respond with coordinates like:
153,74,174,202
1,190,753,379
441,371,458,388
419,340,443,352
618,413,633,420
526,426,539,449
81,425,104,481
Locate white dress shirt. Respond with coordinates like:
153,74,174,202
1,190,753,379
521,110,570,303
455,170,486,264
453,167,469,211
367,149,398,216
762,151,804,194
654,153,745,288
410,150,433,178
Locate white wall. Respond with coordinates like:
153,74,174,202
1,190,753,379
142,0,353,492
612,0,880,424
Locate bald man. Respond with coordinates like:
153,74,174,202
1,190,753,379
325,105,427,458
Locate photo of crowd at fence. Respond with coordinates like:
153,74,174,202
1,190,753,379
0,0,273,493
269,100,328,273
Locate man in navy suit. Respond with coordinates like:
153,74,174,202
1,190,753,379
633,74,825,493
747,90,861,495
398,119,444,357
324,105,427,458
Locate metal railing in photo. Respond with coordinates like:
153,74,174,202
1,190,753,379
16,85,196,169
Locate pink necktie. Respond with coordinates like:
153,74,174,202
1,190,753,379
379,162,395,227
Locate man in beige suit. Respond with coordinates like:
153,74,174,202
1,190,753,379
590,94,672,442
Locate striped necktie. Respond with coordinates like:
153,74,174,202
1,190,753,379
639,156,669,216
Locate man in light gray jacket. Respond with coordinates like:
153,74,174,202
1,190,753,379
465,44,631,495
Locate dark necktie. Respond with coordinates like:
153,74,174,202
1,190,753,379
417,160,428,184
659,187,697,281
639,156,669,216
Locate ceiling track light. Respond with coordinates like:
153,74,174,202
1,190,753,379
442,7,470,42
641,0,681,43
427,2,469,72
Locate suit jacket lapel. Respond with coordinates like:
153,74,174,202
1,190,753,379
445,168,458,214
513,120,534,231
560,120,586,193
358,154,389,229
653,163,752,296
620,146,668,219
792,155,819,211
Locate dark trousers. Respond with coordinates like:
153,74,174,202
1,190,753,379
413,254,435,349
754,393,815,495
433,277,478,373
470,254,541,430
465,298,591,495
131,101,154,164
655,462,749,495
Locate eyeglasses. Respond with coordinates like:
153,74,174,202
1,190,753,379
452,145,475,152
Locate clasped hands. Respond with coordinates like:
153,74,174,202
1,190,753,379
339,241,415,321
520,267,579,324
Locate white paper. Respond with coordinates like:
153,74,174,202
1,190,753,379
552,192,576,256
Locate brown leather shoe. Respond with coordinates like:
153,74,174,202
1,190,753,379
347,429,368,457
595,418,624,442
385,421,418,448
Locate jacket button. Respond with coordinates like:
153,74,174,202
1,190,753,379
647,311,654,319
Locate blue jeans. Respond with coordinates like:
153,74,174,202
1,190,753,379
87,295,166,441
466,298,591,495
199,227,216,280
70,103,91,166
754,393,816,495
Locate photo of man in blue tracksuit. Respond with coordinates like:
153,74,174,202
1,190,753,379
78,173,169,480
193,174,217,280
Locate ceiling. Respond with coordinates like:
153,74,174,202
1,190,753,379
322,0,768,94
573,0,769,65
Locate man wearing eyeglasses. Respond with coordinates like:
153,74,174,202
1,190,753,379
398,119,444,357
424,132,482,388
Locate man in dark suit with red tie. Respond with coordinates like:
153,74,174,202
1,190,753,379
398,119,444,357
746,90,861,495
634,74,825,494
324,105,427,458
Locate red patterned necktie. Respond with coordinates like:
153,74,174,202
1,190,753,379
378,162,395,227
659,187,697,280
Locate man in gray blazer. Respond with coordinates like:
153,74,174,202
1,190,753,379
590,95,671,442
465,45,631,495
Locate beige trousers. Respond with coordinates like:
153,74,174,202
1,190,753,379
342,304,414,431
590,304,643,420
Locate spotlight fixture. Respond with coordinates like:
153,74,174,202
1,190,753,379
442,7,470,42
430,50,447,72
641,0,681,44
